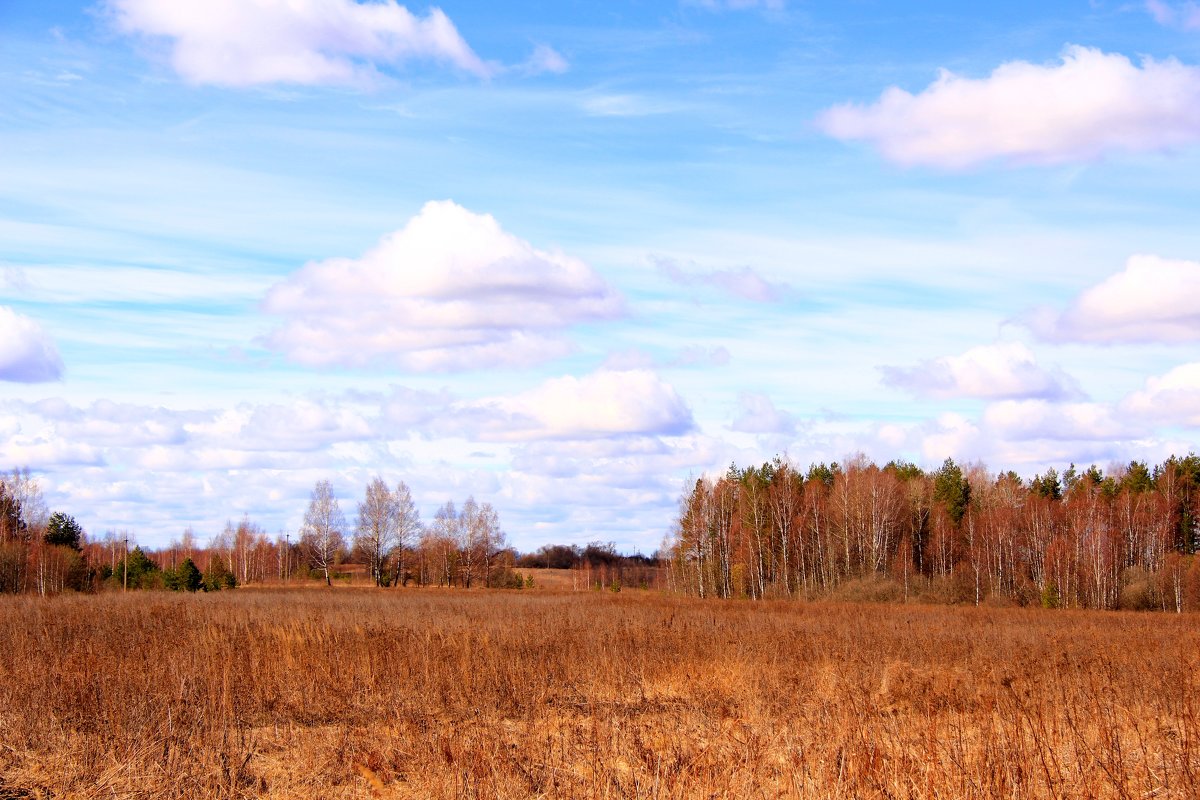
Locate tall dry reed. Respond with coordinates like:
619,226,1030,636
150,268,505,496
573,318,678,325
0,588,1196,798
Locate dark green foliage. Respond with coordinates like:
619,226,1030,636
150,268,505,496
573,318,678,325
45,512,84,550
112,546,160,590
177,558,203,592
806,462,838,488
885,461,925,482
1030,468,1062,500
1062,463,1079,493
1122,461,1153,494
932,458,971,526
489,567,526,589
203,558,236,591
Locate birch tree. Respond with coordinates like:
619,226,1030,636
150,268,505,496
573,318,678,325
301,480,346,586
357,476,398,586
391,482,420,587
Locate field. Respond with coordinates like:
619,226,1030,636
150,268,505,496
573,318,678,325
0,587,1197,799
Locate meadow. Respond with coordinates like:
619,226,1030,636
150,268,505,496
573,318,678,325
0,586,1197,799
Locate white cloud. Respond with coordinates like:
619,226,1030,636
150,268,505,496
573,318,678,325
730,392,796,434
191,399,374,452
1146,0,1200,30
2,267,29,291
656,257,792,302
262,201,624,371
1123,362,1200,425
581,94,681,117
519,44,568,76
1028,254,1200,343
912,401,1146,469
105,0,492,87
817,45,1200,168
480,369,694,441
981,400,1140,442
0,437,104,468
880,342,1078,400
0,307,64,383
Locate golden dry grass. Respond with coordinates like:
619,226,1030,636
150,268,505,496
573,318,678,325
0,588,1197,799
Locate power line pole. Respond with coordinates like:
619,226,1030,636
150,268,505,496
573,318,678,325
123,535,129,592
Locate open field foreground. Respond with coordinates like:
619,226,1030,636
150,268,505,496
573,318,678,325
1,590,1198,799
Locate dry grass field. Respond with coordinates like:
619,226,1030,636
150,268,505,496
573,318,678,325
0,588,1197,799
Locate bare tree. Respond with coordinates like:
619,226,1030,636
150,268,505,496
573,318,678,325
462,498,505,587
391,482,421,587
356,476,399,586
301,480,346,586
431,501,461,586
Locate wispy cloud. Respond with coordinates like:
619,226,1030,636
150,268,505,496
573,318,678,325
517,43,569,76
104,0,493,87
683,0,785,11
1146,0,1200,30
602,345,730,371
581,94,681,117
730,392,796,435
655,257,792,302
818,45,1200,168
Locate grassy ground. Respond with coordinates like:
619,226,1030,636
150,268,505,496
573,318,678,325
0,587,1197,798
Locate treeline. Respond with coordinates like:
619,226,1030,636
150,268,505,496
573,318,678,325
668,454,1200,611
516,541,665,590
0,472,529,594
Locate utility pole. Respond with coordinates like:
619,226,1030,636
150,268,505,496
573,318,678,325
123,535,129,591
284,533,290,583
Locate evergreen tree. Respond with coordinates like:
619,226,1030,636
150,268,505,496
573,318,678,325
44,512,84,550
933,458,971,525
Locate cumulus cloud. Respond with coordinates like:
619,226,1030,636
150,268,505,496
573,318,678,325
981,400,1141,442
880,342,1078,400
478,369,694,441
730,392,797,435
105,0,492,87
193,399,375,451
1027,254,1200,344
817,45,1200,168
0,440,104,468
0,307,64,383
1123,362,1200,425
1147,0,1200,30
262,201,624,371
656,257,792,303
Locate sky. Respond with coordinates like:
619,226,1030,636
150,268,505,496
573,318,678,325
3,0,1200,553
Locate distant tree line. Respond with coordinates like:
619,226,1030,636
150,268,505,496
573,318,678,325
0,471,527,594
667,454,1200,611
515,542,664,590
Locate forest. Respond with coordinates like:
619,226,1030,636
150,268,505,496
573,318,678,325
5,454,1200,611
666,454,1200,611
0,470,657,596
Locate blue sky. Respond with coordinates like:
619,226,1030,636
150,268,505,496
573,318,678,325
3,0,1200,552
